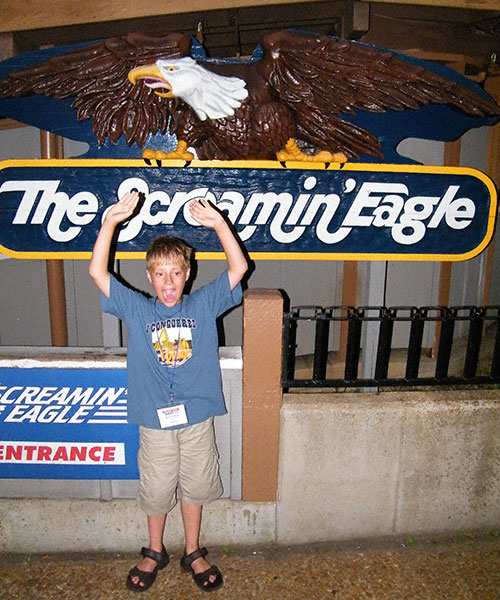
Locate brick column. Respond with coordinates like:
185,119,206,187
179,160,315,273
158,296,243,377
241,289,284,501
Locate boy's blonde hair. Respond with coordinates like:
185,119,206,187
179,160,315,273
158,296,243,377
146,236,193,272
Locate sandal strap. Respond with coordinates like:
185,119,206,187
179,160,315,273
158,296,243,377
141,545,169,568
193,565,223,591
181,546,208,568
126,564,159,592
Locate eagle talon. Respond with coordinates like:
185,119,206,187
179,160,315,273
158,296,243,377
277,139,347,165
142,142,194,164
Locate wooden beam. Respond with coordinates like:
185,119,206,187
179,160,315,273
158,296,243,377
0,0,331,33
1,0,499,33
360,0,500,9
403,50,486,68
0,118,26,130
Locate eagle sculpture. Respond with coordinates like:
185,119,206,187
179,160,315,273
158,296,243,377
0,30,498,163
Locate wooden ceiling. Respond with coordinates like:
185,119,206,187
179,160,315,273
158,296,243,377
0,1,499,67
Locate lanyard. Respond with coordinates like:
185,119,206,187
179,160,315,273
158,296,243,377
154,298,183,405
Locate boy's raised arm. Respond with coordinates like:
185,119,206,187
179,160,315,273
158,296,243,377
189,199,248,290
89,191,140,297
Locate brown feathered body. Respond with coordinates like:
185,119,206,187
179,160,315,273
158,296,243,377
0,30,498,160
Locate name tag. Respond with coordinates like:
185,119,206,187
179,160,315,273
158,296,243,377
157,404,188,428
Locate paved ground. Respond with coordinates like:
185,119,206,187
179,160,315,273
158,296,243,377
1,532,499,599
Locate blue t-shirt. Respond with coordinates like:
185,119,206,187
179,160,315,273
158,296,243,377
102,271,242,429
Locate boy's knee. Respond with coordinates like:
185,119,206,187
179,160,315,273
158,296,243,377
180,477,223,505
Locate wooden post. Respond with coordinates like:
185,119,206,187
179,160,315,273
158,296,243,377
40,129,69,346
339,261,357,361
0,33,14,62
432,59,467,356
433,138,461,355
481,75,500,309
242,289,283,501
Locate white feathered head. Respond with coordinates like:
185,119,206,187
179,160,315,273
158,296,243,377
128,56,248,121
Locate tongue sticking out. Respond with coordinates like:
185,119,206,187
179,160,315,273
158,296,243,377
162,290,178,305
142,77,171,94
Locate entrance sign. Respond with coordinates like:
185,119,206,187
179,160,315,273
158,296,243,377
0,158,496,261
0,366,139,479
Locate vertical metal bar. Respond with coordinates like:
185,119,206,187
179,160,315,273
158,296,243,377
435,308,455,380
463,307,484,379
313,309,330,381
491,312,500,380
344,308,362,381
406,308,425,380
281,311,297,385
374,308,394,381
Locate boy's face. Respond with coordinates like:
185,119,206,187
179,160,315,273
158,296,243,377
146,258,190,307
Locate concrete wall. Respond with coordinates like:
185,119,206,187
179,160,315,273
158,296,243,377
1,388,499,552
277,390,500,544
0,497,277,553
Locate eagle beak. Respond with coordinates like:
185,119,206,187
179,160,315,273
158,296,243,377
128,64,173,98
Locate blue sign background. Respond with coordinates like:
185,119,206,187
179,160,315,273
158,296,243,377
0,161,495,260
0,367,139,479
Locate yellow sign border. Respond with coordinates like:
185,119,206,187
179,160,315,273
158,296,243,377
0,158,497,261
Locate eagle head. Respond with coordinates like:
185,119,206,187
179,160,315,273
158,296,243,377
128,56,248,121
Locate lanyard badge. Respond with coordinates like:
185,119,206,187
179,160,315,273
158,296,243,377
156,404,188,428
154,299,188,428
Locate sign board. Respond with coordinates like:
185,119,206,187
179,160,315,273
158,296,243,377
0,159,496,261
0,366,139,479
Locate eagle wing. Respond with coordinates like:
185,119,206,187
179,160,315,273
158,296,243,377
0,32,191,147
260,30,500,159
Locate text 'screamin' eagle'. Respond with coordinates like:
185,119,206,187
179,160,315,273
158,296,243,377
0,30,498,163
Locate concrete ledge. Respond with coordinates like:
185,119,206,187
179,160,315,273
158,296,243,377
277,390,500,544
3,389,499,551
0,499,276,553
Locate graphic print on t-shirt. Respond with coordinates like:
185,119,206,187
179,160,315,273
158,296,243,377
149,317,194,367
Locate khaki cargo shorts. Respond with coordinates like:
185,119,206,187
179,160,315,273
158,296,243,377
137,417,223,515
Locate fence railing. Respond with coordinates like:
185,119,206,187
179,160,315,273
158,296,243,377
282,305,500,389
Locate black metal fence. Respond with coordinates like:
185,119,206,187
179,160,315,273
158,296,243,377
282,305,500,389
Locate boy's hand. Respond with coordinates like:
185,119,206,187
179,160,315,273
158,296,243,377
103,191,140,226
90,190,140,297
189,198,224,229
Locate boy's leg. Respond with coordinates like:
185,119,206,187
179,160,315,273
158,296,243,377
128,513,167,587
178,419,223,587
180,501,218,584
129,426,178,589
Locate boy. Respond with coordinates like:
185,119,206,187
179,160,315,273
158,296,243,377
89,190,248,592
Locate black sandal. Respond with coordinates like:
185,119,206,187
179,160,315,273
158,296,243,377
126,545,169,593
180,547,223,592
